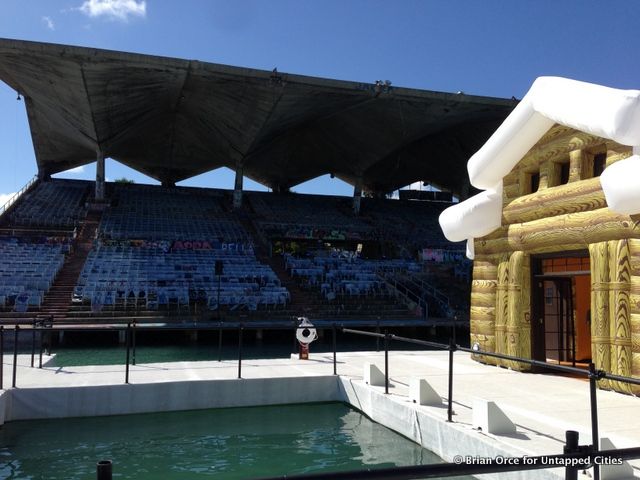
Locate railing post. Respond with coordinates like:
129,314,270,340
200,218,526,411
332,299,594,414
218,321,223,362
563,430,580,480
375,322,380,352
0,326,3,389
132,320,137,366
589,362,600,480
238,325,243,379
447,326,456,422
46,316,52,356
31,318,36,368
292,320,297,354
124,323,131,384
38,321,44,368
12,325,19,388
332,323,337,376
384,329,389,395
96,459,113,480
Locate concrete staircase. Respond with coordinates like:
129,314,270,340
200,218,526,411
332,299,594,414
263,254,320,317
236,212,321,317
37,210,102,323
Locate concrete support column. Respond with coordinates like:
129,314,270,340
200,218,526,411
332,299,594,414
95,149,105,201
353,177,363,215
37,169,50,181
233,165,243,209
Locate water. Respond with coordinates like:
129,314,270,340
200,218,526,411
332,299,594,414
49,330,447,367
0,403,464,479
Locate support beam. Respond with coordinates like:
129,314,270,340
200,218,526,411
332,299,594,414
95,149,105,201
233,165,243,209
273,184,290,194
353,177,362,215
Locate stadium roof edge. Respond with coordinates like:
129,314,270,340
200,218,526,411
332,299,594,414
0,37,518,195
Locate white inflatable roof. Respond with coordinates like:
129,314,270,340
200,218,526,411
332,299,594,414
439,77,640,259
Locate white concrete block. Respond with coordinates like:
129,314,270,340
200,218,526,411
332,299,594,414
364,362,385,386
600,437,634,480
472,398,516,435
409,378,441,406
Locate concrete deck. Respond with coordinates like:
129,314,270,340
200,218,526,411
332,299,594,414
1,350,639,479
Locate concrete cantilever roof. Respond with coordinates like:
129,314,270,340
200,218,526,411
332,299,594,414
0,38,517,194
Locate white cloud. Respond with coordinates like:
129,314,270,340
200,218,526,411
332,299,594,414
78,0,146,21
0,192,16,209
42,16,55,30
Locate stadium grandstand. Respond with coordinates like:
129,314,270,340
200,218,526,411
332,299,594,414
0,38,518,334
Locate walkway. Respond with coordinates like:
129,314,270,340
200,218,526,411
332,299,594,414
2,350,639,478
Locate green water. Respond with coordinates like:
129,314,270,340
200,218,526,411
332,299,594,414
49,334,437,367
51,343,293,367
0,403,463,480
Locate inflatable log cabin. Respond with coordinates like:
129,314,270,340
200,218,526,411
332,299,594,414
439,77,640,394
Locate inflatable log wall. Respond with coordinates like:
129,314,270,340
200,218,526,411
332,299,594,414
470,124,640,394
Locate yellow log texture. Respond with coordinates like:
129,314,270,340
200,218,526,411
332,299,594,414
470,257,499,365
477,209,640,256
502,177,606,225
506,251,523,370
472,257,499,279
632,352,640,377
470,333,496,365
515,130,608,189
631,314,640,354
605,149,633,167
495,255,510,367
631,291,640,315
520,254,532,362
590,242,611,390
608,240,632,393
631,352,640,395
628,239,640,280
506,251,531,370
471,290,496,308
503,183,520,202
568,149,584,183
623,240,640,394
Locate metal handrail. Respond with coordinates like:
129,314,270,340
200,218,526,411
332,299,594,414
376,272,428,317
0,175,38,219
6,321,640,480
340,327,640,480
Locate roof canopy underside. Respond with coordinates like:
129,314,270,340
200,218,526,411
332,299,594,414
0,38,517,194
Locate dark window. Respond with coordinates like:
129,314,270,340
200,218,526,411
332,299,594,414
530,172,540,193
560,162,570,184
593,153,606,177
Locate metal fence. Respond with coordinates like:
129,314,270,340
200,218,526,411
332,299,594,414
2,320,640,480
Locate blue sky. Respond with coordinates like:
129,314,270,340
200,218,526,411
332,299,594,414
1,0,639,205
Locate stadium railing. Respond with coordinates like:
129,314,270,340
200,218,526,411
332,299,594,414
0,175,38,220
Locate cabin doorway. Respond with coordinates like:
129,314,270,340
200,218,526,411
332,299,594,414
531,254,591,366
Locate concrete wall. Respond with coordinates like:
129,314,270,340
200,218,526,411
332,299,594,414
4,376,341,421
338,378,563,480
0,376,565,480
